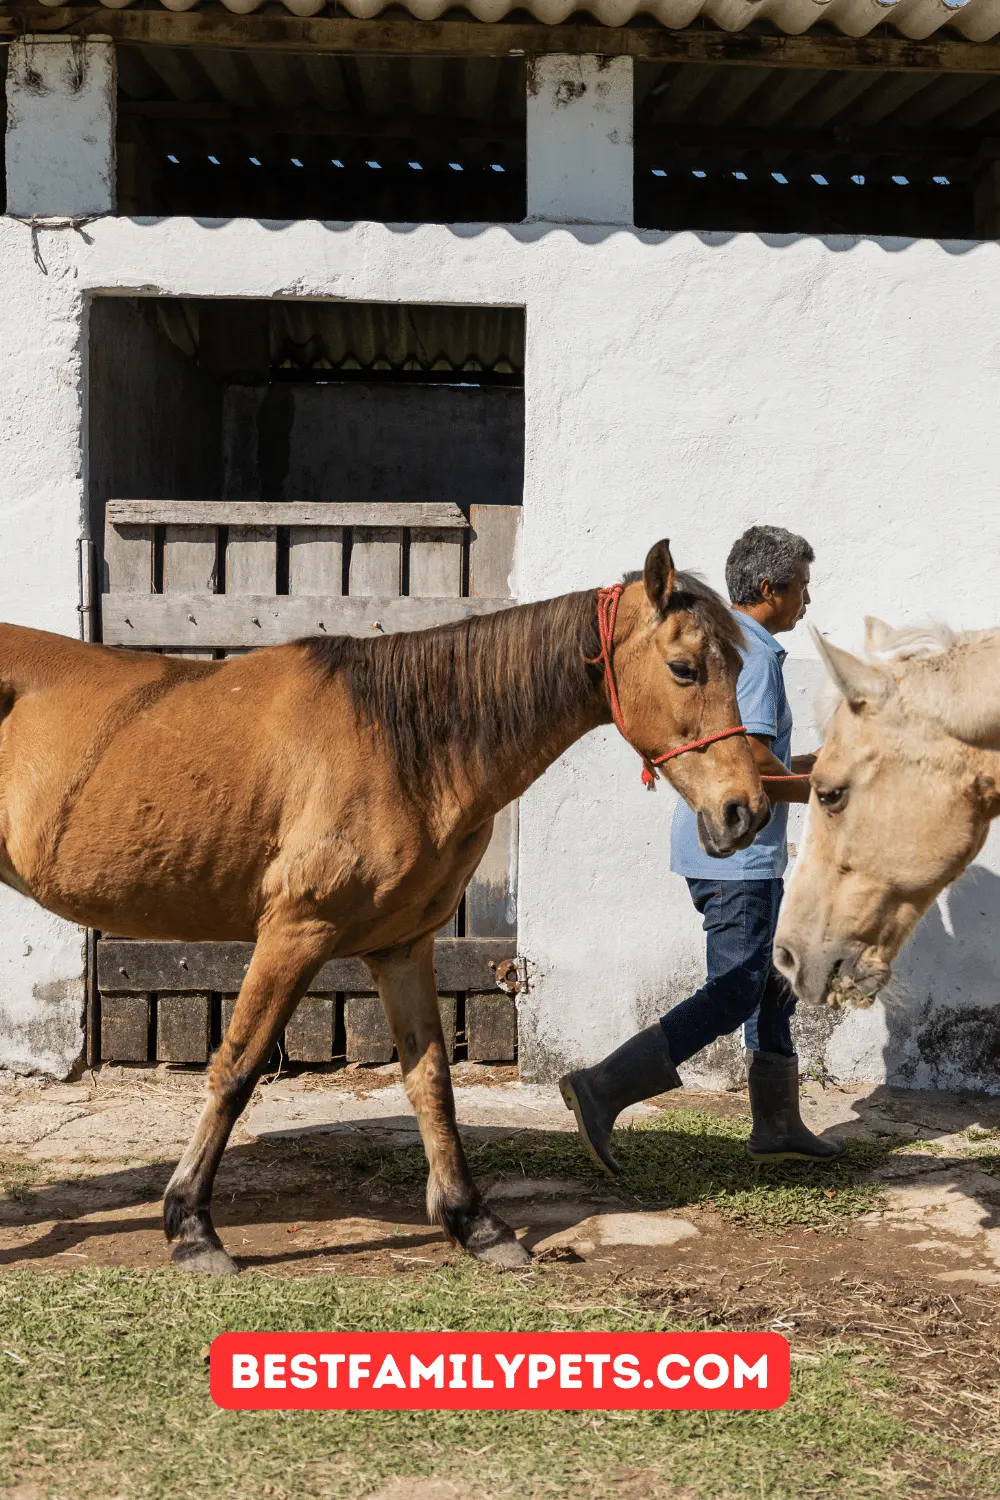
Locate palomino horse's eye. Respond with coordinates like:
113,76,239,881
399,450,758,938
667,661,698,683
816,786,848,811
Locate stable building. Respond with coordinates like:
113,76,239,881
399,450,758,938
2,0,1000,1092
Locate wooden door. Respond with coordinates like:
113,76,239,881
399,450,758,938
95,500,522,1069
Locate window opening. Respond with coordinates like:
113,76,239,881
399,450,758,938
117,47,526,223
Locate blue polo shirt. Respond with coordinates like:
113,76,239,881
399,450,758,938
669,610,792,881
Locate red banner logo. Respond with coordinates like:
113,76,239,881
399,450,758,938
211,1332,789,1411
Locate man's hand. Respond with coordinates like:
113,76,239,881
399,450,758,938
748,735,812,805
790,752,817,775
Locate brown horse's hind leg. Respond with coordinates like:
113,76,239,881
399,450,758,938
164,917,334,1275
369,939,530,1269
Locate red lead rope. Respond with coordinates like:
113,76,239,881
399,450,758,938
587,584,748,791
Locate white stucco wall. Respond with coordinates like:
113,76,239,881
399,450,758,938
526,56,633,226
5,39,116,219
3,214,1000,1086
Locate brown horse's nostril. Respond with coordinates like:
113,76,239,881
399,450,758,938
722,799,754,842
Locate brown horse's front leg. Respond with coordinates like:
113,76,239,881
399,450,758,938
369,939,530,1269
163,916,334,1275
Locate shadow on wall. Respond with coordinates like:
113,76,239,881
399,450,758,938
878,862,1000,1095
117,216,990,258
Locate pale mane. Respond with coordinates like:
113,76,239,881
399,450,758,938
815,619,1000,734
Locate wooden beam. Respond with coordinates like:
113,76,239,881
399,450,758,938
119,101,523,143
6,10,1000,74
637,124,988,161
97,936,516,994
101,591,514,647
107,500,468,528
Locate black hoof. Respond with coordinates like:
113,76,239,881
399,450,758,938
165,1198,237,1275
171,1240,238,1276
444,1199,531,1268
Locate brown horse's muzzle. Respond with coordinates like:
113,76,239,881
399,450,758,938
697,797,771,859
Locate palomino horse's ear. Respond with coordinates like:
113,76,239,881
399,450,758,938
810,625,891,713
644,539,676,614
864,616,895,653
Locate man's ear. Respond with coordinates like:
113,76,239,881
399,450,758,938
644,539,676,614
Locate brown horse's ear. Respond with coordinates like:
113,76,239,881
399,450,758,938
810,625,892,713
644,539,676,615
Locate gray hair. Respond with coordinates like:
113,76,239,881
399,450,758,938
725,525,815,606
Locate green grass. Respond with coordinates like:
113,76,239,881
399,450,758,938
332,1108,899,1233
0,1163,39,1203
0,1266,938,1500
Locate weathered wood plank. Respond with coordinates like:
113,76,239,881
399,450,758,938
409,528,464,599
162,521,217,663
438,995,457,1063
470,505,520,600
101,593,513,648
345,995,394,1065
288,526,344,597
467,506,520,938
98,937,515,996
467,802,518,939
10,13,1000,74
285,996,335,1063
156,992,211,1064
103,522,152,596
100,994,150,1063
350,527,402,598
109,501,466,529
227,525,277,596
466,993,518,1064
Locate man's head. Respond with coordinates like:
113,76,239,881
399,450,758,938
725,525,814,634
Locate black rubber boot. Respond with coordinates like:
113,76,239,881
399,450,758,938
746,1050,846,1163
559,1024,681,1177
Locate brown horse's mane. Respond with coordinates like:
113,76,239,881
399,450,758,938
302,571,739,802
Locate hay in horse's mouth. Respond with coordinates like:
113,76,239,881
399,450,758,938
824,960,879,1011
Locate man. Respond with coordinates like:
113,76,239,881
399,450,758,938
561,525,844,1173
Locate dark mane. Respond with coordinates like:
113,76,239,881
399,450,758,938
302,571,738,803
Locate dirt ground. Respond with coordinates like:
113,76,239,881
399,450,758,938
1,1060,999,1293
2,1063,999,1495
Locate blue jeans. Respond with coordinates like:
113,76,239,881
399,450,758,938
659,878,796,1065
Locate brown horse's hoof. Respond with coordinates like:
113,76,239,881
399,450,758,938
472,1236,532,1270
171,1241,238,1276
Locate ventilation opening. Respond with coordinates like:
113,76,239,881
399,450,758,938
634,61,996,238
117,47,526,223
87,295,525,574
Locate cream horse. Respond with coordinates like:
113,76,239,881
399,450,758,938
774,617,1000,1006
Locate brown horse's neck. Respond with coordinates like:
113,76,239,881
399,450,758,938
432,588,615,822
305,590,614,823
465,598,613,819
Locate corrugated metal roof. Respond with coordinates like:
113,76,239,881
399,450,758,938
150,299,525,376
23,0,1000,43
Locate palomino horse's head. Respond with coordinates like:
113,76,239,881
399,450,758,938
612,540,770,858
774,620,1000,1006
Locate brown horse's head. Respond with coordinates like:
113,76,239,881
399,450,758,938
774,623,1000,1006
612,540,769,858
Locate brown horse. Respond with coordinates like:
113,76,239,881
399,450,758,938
0,540,765,1273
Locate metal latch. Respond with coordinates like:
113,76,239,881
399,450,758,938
488,956,529,996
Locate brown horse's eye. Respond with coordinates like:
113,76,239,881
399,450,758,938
816,786,848,811
668,661,698,683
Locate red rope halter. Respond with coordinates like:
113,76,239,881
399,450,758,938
587,584,748,791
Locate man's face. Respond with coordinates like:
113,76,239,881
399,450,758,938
767,562,811,634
